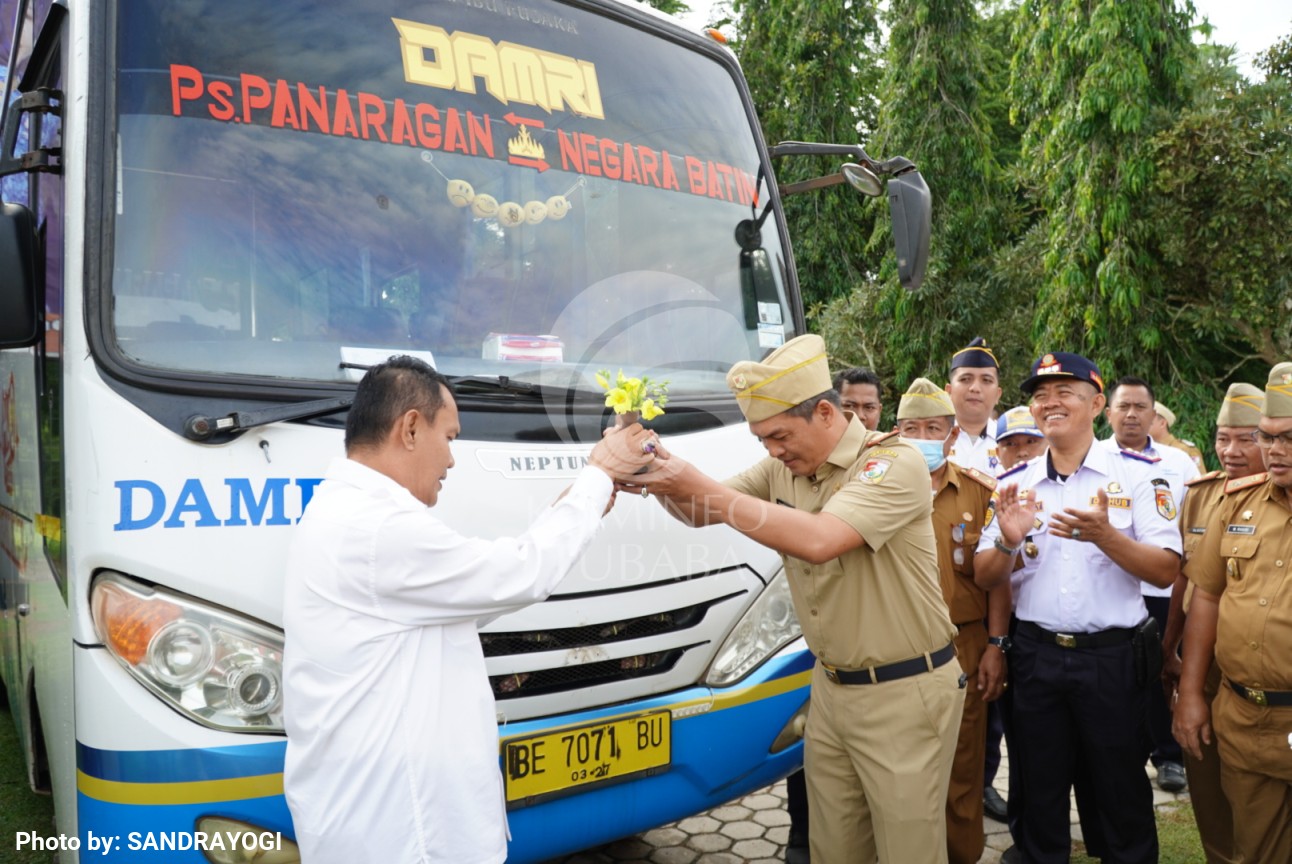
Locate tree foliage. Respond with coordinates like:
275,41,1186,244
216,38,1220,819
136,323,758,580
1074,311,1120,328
729,0,1292,462
732,0,884,310
1009,0,1195,370
863,0,1017,386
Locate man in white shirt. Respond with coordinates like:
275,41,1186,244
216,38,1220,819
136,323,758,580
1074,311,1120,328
946,337,1003,476
976,352,1182,864
1099,375,1199,793
282,356,655,864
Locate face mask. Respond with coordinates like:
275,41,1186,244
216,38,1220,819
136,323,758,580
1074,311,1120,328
902,436,947,472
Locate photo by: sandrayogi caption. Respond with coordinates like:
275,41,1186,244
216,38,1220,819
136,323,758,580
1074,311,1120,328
15,829,284,855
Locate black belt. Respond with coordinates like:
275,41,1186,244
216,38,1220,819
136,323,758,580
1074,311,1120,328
1016,620,1136,649
822,642,956,685
1229,680,1292,707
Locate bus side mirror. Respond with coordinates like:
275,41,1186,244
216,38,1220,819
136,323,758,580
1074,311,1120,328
0,202,41,347
887,168,931,292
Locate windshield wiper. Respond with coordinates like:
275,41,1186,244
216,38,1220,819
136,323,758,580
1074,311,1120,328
184,396,353,442
449,375,603,403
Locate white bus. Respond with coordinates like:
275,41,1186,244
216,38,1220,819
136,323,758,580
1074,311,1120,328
0,0,929,859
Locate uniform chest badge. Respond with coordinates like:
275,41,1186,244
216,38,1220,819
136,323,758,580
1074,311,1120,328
1107,481,1123,494
1243,510,1253,520
1154,487,1177,521
1025,541,1039,558
859,459,892,484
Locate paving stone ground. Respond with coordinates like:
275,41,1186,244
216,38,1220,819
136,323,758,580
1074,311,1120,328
546,744,1191,863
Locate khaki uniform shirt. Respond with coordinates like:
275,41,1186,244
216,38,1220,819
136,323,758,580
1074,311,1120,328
1179,470,1225,614
1163,431,1207,474
726,418,956,670
1185,474,1292,690
932,462,996,624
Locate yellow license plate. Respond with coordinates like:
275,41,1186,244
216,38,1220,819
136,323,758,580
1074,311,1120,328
502,710,671,806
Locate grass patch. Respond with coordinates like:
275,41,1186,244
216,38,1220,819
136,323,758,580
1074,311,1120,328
0,696,57,863
1072,800,1203,863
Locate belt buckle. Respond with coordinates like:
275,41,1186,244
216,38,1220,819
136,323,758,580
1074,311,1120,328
1055,632,1077,648
1249,687,1268,707
823,667,839,684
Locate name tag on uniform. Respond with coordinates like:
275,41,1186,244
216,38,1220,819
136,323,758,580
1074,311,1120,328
1226,525,1256,535
1188,527,1206,535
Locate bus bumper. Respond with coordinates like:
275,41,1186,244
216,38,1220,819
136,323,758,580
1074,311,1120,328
73,645,810,862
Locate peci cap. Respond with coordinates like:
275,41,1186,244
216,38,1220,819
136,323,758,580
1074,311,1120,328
997,405,1044,440
1265,362,1292,419
950,336,999,371
1020,352,1104,396
1154,402,1177,427
897,377,955,420
727,334,833,423
1216,383,1263,427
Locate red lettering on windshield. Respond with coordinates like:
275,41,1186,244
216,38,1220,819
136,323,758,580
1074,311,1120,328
167,64,747,203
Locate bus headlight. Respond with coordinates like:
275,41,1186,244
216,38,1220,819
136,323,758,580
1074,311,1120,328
91,573,285,733
704,568,801,687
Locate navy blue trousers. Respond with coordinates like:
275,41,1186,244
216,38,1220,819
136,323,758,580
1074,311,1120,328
1009,626,1157,864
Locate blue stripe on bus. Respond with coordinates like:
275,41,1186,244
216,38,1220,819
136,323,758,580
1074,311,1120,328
77,740,287,783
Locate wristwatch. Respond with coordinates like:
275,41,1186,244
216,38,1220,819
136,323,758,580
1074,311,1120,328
987,635,1013,653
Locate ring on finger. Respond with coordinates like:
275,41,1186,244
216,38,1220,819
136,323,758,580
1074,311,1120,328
1072,528,1082,540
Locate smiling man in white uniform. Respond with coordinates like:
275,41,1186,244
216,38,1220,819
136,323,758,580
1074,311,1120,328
282,355,655,864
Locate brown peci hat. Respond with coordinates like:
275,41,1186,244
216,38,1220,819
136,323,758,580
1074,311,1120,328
897,377,955,420
1216,383,1263,427
727,334,833,422
1265,362,1292,419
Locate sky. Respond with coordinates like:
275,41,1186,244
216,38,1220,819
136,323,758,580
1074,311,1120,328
676,0,1291,81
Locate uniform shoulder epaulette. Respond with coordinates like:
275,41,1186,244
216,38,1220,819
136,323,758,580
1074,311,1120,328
1185,470,1223,488
963,467,998,491
997,462,1028,480
865,429,901,447
1224,472,1268,494
1119,448,1161,464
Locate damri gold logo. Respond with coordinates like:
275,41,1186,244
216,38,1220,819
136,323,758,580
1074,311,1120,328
393,19,604,119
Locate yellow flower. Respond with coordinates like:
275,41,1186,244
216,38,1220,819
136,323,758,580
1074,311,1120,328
595,368,668,420
623,377,644,403
604,388,632,413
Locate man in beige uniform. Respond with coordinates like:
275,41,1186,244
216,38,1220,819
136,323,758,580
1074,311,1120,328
1177,363,1292,863
633,335,964,864
1154,401,1208,472
1163,382,1264,864
896,378,1006,864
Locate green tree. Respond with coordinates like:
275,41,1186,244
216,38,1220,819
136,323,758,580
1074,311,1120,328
1148,40,1292,375
857,0,1019,387
639,0,691,16
732,0,885,310
1009,0,1195,371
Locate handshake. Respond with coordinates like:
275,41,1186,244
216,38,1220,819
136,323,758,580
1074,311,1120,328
587,421,683,497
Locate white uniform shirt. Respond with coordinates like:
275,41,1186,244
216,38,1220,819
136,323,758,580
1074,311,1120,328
948,425,999,476
978,444,1183,633
283,458,612,864
1097,436,1200,597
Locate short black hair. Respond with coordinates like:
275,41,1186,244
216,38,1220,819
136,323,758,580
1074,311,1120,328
1108,375,1155,405
784,388,842,421
345,355,454,452
832,367,883,398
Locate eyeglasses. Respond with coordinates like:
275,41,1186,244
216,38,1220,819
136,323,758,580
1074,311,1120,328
1255,429,1292,448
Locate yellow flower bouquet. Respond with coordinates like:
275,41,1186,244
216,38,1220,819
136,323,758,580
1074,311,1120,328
596,369,669,426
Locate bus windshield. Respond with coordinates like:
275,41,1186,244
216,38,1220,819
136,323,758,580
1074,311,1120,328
109,0,795,402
